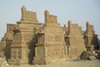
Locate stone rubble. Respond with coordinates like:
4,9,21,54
0,55,10,67
77,50,100,60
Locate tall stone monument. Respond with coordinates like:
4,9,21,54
84,21,99,51
8,5,42,65
65,20,86,58
33,10,69,64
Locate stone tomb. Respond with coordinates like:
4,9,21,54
0,6,99,65
84,22,99,51
33,10,68,64
8,5,42,65
65,21,86,58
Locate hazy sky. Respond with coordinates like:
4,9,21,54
0,0,100,40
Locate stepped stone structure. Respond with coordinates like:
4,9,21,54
33,10,68,64
84,22,99,51
0,6,99,65
8,5,42,65
65,21,86,58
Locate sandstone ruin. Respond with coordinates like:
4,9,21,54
0,5,99,65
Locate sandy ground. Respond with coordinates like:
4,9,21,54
10,59,100,67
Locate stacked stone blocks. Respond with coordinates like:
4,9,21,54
0,6,99,65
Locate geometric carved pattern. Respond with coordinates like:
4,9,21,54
16,48,21,59
47,46,65,57
23,48,27,59
11,48,22,59
37,47,44,56
11,49,16,59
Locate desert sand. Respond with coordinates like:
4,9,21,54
10,59,100,67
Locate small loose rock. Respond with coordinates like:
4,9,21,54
0,55,10,67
